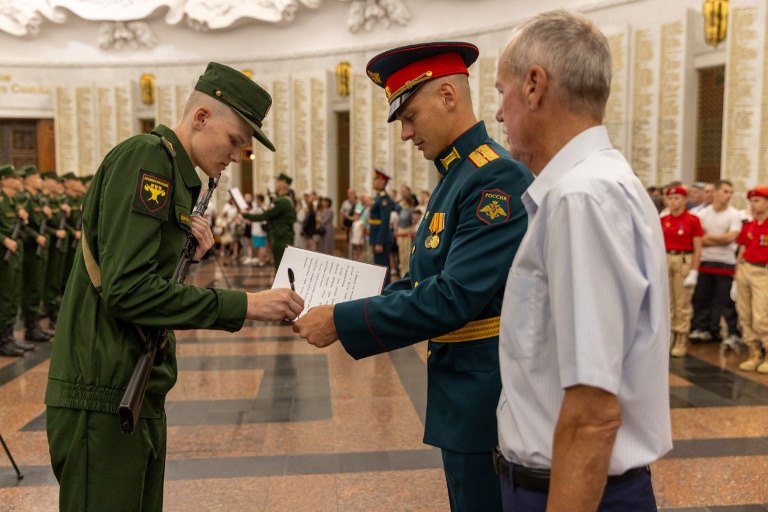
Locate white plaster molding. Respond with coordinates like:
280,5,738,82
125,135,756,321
0,0,406,39
98,21,157,50
345,0,410,33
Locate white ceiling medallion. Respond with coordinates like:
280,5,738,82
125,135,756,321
0,0,411,49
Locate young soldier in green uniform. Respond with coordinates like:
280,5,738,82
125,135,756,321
41,171,69,324
60,172,84,288
18,165,53,342
368,168,394,283
241,172,295,269
293,43,533,512
45,62,304,512
0,165,36,355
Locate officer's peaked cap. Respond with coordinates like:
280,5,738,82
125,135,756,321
365,41,479,122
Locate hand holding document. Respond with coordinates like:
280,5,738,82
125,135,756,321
229,187,249,211
272,246,387,318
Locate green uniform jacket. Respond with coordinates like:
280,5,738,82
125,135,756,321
242,194,296,246
45,125,247,418
0,191,19,245
334,122,533,453
21,192,47,242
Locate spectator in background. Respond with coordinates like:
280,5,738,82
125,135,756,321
316,196,335,255
687,182,706,211
690,179,743,350
660,185,703,357
340,188,357,244
734,186,768,372
247,193,268,267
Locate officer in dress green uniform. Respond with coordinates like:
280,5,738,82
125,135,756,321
293,42,533,512
45,62,304,512
60,172,84,288
241,172,295,269
0,165,36,355
369,168,395,283
18,165,53,342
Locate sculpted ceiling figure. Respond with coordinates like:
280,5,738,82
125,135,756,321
0,0,411,49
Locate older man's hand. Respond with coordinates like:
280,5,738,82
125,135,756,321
292,305,339,348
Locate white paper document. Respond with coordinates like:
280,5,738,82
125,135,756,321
272,246,387,317
229,187,249,210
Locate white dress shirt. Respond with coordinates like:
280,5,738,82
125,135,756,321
497,126,673,474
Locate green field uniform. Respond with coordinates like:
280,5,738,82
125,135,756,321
0,187,27,355
20,190,52,338
45,125,249,511
62,193,82,287
242,193,295,268
42,194,68,319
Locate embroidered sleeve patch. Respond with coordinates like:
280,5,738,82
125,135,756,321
133,170,172,222
476,188,510,225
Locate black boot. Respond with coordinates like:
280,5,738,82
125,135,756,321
0,328,25,357
6,327,35,352
25,320,52,342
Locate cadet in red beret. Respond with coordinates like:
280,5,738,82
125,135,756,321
660,185,703,356
735,186,768,372
294,42,533,511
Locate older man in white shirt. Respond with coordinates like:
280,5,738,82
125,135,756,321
493,10,672,512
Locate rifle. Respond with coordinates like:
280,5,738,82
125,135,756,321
70,211,82,250
54,199,69,251
3,198,29,262
118,177,218,434
35,197,49,257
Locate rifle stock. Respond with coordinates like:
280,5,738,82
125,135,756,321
118,177,218,434
3,199,29,262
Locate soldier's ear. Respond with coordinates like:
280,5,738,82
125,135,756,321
192,106,211,130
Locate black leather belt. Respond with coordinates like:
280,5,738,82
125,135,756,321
492,447,648,494
747,261,768,268
666,250,692,255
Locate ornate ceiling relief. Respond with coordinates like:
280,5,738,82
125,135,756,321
0,0,411,50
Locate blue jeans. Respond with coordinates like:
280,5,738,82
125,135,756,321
499,465,657,512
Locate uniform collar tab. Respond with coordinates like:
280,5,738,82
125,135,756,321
434,121,489,175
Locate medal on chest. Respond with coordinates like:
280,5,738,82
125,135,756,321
425,212,445,249
678,228,684,236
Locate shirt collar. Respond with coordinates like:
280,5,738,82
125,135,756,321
151,125,201,190
522,125,612,216
434,121,489,176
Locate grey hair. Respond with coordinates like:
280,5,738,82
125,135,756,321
502,9,612,120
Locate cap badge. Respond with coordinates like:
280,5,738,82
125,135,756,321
367,70,382,84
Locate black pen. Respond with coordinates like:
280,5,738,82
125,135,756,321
288,268,296,292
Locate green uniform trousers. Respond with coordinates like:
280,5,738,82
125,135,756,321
47,407,167,512
21,240,45,321
44,242,67,311
441,449,502,512
0,245,22,330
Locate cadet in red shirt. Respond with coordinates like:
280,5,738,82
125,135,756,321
735,186,768,372
660,185,703,356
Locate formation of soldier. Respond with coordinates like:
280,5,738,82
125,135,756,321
0,163,89,356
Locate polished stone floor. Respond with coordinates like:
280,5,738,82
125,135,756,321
1,258,768,511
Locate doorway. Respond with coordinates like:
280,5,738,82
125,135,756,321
695,66,724,183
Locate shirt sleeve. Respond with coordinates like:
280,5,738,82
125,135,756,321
691,215,704,237
545,190,650,394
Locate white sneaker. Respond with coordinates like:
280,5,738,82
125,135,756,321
689,330,711,341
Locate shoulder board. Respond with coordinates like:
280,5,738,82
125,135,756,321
468,144,501,169
158,136,176,158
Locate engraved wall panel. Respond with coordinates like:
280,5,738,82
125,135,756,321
371,78,391,178
115,85,134,141
723,2,766,204
310,73,328,195
271,76,292,181
54,86,77,174
75,85,96,175
758,3,768,188
604,25,630,154
476,55,502,144
253,80,274,195
350,72,373,194
292,75,311,193
97,86,117,160
629,26,661,186
390,121,412,190
656,19,686,186
155,85,175,128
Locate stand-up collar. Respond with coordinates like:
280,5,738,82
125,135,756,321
434,121,489,177
151,125,201,190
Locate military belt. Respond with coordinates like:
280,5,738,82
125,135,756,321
432,316,500,343
368,219,382,225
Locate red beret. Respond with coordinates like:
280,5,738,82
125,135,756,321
374,168,391,183
747,186,768,199
665,185,688,197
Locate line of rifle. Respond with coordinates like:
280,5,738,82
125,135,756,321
35,198,49,257
3,198,29,262
118,177,218,435
54,199,69,251
70,213,82,250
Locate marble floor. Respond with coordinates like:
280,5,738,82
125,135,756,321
1,258,768,511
